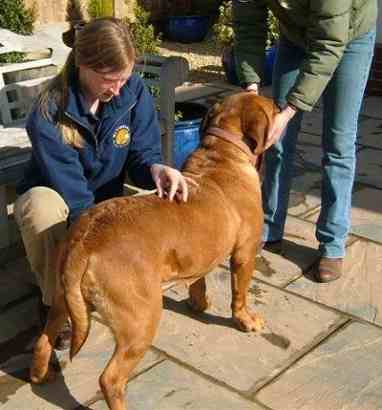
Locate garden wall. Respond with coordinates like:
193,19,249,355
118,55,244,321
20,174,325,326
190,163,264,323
23,0,136,25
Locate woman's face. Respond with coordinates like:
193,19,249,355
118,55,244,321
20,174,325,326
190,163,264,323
79,65,132,102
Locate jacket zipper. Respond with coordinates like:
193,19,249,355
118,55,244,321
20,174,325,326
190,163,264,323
64,111,100,154
102,101,137,139
64,101,137,158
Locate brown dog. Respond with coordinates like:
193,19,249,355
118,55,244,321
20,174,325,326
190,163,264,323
30,92,278,409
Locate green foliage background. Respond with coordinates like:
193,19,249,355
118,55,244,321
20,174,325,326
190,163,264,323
87,0,113,18
213,1,279,48
0,0,35,64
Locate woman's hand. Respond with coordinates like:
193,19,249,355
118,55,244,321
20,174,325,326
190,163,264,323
150,164,197,202
245,83,259,94
265,105,297,150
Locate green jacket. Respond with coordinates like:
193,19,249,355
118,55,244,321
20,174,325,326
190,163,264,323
233,0,378,111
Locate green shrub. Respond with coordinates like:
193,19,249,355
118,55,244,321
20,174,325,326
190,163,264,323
88,0,113,18
0,0,35,34
0,52,25,65
124,5,161,56
0,0,36,64
212,0,233,48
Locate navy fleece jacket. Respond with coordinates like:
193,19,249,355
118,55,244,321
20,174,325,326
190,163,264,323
17,72,163,222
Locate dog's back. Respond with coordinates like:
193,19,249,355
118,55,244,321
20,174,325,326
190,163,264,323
31,92,278,410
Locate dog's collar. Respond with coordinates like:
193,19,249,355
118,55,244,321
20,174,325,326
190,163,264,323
205,126,258,167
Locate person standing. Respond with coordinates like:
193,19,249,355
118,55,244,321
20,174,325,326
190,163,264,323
233,0,377,282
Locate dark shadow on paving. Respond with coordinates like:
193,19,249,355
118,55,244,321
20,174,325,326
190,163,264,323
30,370,93,410
263,238,319,282
0,325,87,409
163,295,236,329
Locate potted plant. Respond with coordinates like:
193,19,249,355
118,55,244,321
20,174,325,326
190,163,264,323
213,0,279,86
165,0,217,43
172,101,208,169
0,0,36,65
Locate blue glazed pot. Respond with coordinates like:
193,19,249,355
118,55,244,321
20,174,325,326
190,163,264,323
166,15,210,43
264,45,277,86
173,102,208,169
222,45,278,86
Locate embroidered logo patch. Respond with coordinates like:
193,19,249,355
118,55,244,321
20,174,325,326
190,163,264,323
113,125,130,147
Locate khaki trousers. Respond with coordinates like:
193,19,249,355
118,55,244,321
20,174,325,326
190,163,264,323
14,187,69,306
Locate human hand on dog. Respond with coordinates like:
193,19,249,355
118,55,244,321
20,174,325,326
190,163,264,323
151,164,197,202
245,83,259,94
264,105,297,150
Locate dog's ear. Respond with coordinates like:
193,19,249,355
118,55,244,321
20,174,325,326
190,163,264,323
246,98,279,155
200,102,222,135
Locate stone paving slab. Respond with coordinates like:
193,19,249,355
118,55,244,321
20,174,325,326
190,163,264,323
355,147,382,189
350,187,382,243
288,172,321,217
0,296,40,344
92,360,265,410
300,108,323,136
351,224,382,245
0,257,36,309
296,131,322,148
255,321,382,410
254,215,320,287
295,144,322,172
155,268,345,395
296,142,366,176
362,96,382,119
305,187,382,244
286,239,382,325
357,116,382,149
0,320,164,409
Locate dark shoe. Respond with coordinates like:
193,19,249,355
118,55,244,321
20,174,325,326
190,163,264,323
38,301,71,351
39,302,50,328
258,240,283,255
315,257,343,283
54,320,72,351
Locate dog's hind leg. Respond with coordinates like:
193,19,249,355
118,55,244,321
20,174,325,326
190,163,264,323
230,248,264,332
187,277,210,313
30,288,68,383
99,284,163,410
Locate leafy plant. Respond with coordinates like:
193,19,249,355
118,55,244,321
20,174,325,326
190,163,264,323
0,0,36,64
124,4,161,55
212,0,233,48
267,10,279,47
213,1,279,49
87,0,113,18
0,52,26,65
136,73,183,122
0,0,35,35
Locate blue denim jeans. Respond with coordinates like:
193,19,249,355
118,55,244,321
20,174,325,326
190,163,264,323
262,30,376,258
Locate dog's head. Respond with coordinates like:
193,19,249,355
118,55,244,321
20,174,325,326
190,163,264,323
201,92,279,155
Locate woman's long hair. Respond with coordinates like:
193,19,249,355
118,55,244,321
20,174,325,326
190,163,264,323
38,17,136,147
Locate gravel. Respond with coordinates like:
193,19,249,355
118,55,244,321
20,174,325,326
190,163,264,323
158,38,226,83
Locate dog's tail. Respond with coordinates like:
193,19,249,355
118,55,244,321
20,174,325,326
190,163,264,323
61,229,91,361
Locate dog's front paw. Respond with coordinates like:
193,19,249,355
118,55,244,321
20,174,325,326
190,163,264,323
233,309,264,332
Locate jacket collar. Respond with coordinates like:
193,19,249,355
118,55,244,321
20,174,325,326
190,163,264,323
64,69,136,123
